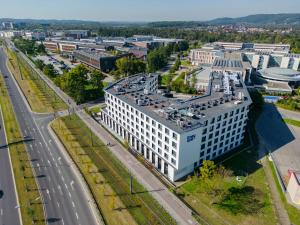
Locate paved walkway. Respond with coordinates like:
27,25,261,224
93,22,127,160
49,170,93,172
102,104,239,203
77,110,198,225
277,107,300,121
261,156,291,225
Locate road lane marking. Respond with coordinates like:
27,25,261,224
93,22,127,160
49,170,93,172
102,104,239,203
0,208,3,216
57,201,60,208
72,201,75,208
46,189,51,200
61,176,65,181
75,212,79,220
57,185,63,195
68,191,71,197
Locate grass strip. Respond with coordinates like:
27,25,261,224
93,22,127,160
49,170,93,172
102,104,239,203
6,48,67,113
51,114,177,225
283,118,300,128
0,74,45,225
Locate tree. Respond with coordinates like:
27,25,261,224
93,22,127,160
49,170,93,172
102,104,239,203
116,56,146,76
200,160,217,180
36,44,46,54
64,65,89,103
35,59,45,70
90,70,104,91
43,64,58,78
147,49,167,72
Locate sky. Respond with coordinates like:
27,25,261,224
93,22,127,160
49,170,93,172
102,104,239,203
0,0,299,22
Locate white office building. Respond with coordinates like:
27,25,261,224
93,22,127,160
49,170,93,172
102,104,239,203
100,72,252,182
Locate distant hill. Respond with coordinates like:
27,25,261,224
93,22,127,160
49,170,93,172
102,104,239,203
206,13,300,26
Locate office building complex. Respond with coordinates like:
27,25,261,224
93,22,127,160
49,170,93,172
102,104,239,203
100,72,251,181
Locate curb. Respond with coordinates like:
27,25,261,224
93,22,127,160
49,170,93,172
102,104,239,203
47,121,105,225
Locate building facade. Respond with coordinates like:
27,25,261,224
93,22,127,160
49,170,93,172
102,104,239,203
100,72,252,181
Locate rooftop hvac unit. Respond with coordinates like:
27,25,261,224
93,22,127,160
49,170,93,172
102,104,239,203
238,92,244,100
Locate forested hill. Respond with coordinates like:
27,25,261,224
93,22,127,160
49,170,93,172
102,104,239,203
206,13,300,26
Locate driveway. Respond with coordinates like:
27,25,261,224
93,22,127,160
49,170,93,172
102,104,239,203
256,104,300,181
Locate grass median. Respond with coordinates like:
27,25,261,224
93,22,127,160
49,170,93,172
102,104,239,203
0,74,45,225
283,118,300,128
6,48,67,113
51,114,176,225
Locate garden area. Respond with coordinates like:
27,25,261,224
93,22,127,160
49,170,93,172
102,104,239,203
51,114,176,225
176,150,277,225
276,95,300,112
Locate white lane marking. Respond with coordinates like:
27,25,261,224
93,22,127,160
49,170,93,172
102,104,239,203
75,212,79,220
56,201,60,208
39,142,42,146
58,169,61,175
64,183,68,189
57,185,63,195
41,158,44,163
72,201,75,208
0,208,3,216
61,176,65,182
62,218,65,225
48,176,51,182
68,191,71,198
46,189,51,200
55,163,58,168
37,163,40,171
37,150,40,154
47,160,51,166
70,180,74,190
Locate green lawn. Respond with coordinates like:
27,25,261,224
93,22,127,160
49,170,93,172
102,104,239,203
6,48,68,113
283,118,300,128
0,74,45,225
51,114,176,225
268,160,300,225
176,103,277,225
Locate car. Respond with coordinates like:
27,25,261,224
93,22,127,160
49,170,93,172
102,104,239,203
0,190,3,199
4,75,8,78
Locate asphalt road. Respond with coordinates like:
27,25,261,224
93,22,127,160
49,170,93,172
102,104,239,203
256,103,300,179
0,47,99,225
0,105,21,225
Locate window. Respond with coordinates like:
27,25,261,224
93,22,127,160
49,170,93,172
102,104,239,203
172,141,177,148
165,137,169,143
172,150,176,157
202,136,206,142
202,128,207,135
201,144,205,150
172,133,177,140
164,145,169,151
165,128,170,135
158,124,162,130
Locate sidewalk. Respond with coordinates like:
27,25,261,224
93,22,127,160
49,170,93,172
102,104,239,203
77,110,198,225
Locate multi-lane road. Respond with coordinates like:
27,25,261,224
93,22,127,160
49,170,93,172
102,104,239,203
0,47,100,225
0,102,22,225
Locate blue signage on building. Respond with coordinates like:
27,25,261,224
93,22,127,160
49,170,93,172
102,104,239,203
187,135,196,142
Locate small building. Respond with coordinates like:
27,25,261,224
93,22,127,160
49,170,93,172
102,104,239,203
287,171,300,205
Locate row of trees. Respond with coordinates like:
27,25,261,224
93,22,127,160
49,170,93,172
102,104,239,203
147,42,189,72
12,37,46,55
39,64,104,103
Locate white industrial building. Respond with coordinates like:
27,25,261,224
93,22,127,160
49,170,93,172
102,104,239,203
100,72,252,181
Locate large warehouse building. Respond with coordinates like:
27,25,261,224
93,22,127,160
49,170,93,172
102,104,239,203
100,72,252,181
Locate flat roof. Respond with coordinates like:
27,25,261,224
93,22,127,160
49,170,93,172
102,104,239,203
105,72,251,133
258,68,300,82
